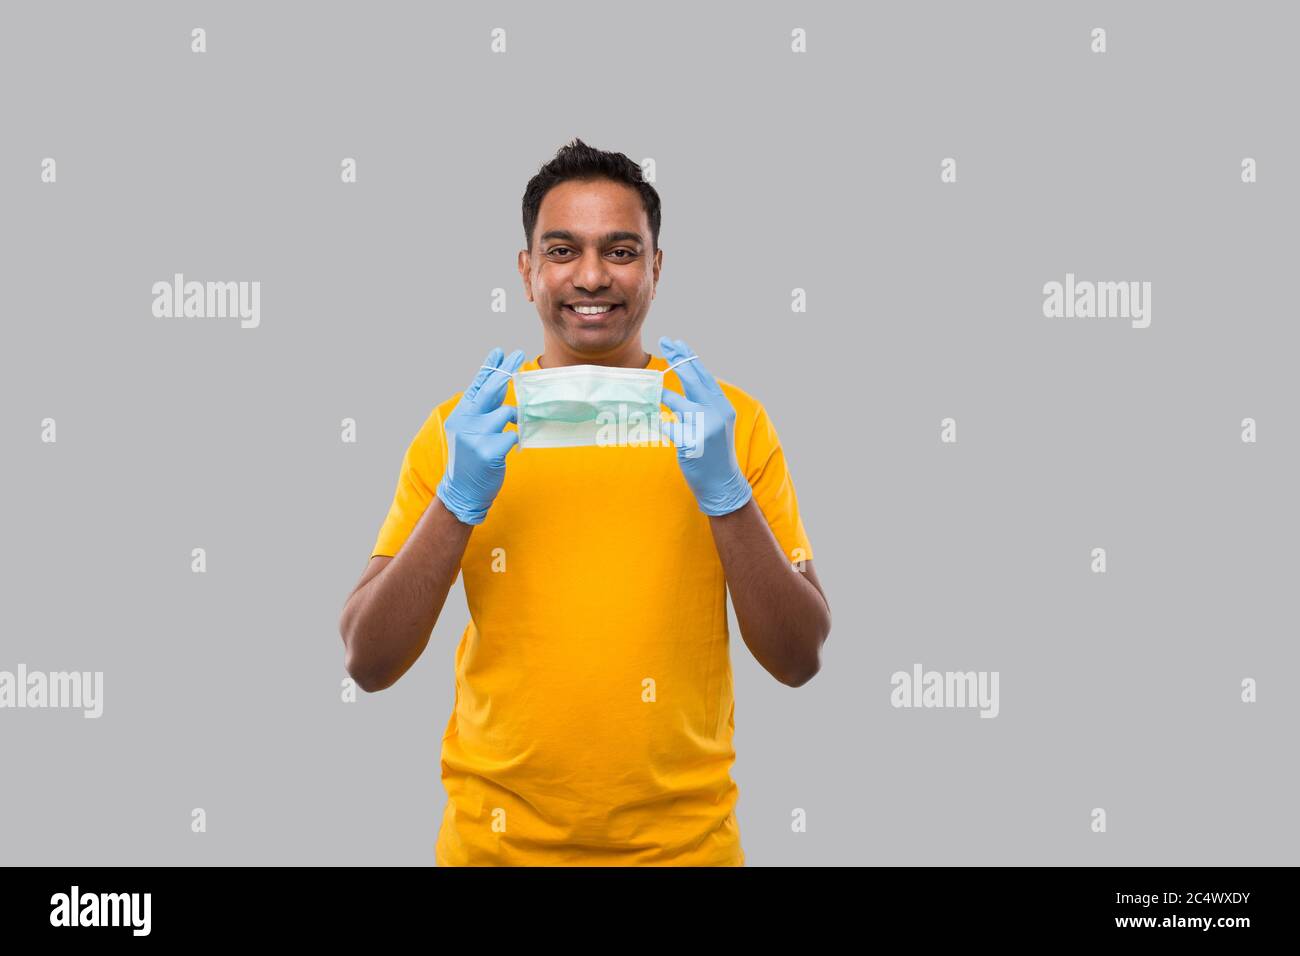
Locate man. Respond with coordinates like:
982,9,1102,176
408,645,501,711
339,138,830,866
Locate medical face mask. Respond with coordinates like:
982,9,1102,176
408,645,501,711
480,355,700,449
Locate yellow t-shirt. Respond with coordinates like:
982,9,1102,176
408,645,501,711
370,352,814,865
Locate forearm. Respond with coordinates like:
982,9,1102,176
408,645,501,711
342,496,473,691
707,498,830,687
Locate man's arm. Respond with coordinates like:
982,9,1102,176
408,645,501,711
708,499,830,687
340,347,525,693
655,337,830,687
339,497,473,692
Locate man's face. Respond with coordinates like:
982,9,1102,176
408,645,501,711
518,177,662,360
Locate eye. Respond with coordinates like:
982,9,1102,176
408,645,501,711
548,247,635,260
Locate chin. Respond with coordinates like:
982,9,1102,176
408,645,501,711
565,324,624,347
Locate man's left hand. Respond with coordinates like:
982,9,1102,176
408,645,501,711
658,336,754,517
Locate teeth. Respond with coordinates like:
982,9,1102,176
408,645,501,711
571,305,614,315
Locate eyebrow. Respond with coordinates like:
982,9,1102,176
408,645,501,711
539,230,644,247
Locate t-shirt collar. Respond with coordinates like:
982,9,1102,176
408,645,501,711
521,352,667,372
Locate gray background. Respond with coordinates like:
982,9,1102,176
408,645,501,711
1,1,1296,865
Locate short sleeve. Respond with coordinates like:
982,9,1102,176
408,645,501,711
370,403,453,558
741,401,814,566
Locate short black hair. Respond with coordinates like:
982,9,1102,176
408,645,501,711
522,138,662,254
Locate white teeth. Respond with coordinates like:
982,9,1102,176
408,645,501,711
571,305,614,315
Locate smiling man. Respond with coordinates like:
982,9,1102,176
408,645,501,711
339,138,830,866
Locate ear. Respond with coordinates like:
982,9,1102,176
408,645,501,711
517,249,534,302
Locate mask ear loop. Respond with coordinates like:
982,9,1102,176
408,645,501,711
659,354,701,445
477,364,525,445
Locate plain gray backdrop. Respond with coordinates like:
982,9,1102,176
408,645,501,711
1,1,1296,865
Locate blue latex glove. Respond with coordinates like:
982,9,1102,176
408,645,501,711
658,336,754,517
436,347,525,525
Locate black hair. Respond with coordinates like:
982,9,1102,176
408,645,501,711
521,138,662,253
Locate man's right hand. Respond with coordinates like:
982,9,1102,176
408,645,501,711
435,347,525,525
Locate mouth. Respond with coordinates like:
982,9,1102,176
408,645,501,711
563,303,622,321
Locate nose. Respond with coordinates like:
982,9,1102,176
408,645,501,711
572,245,613,292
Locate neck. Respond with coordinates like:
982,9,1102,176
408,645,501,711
538,338,651,370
